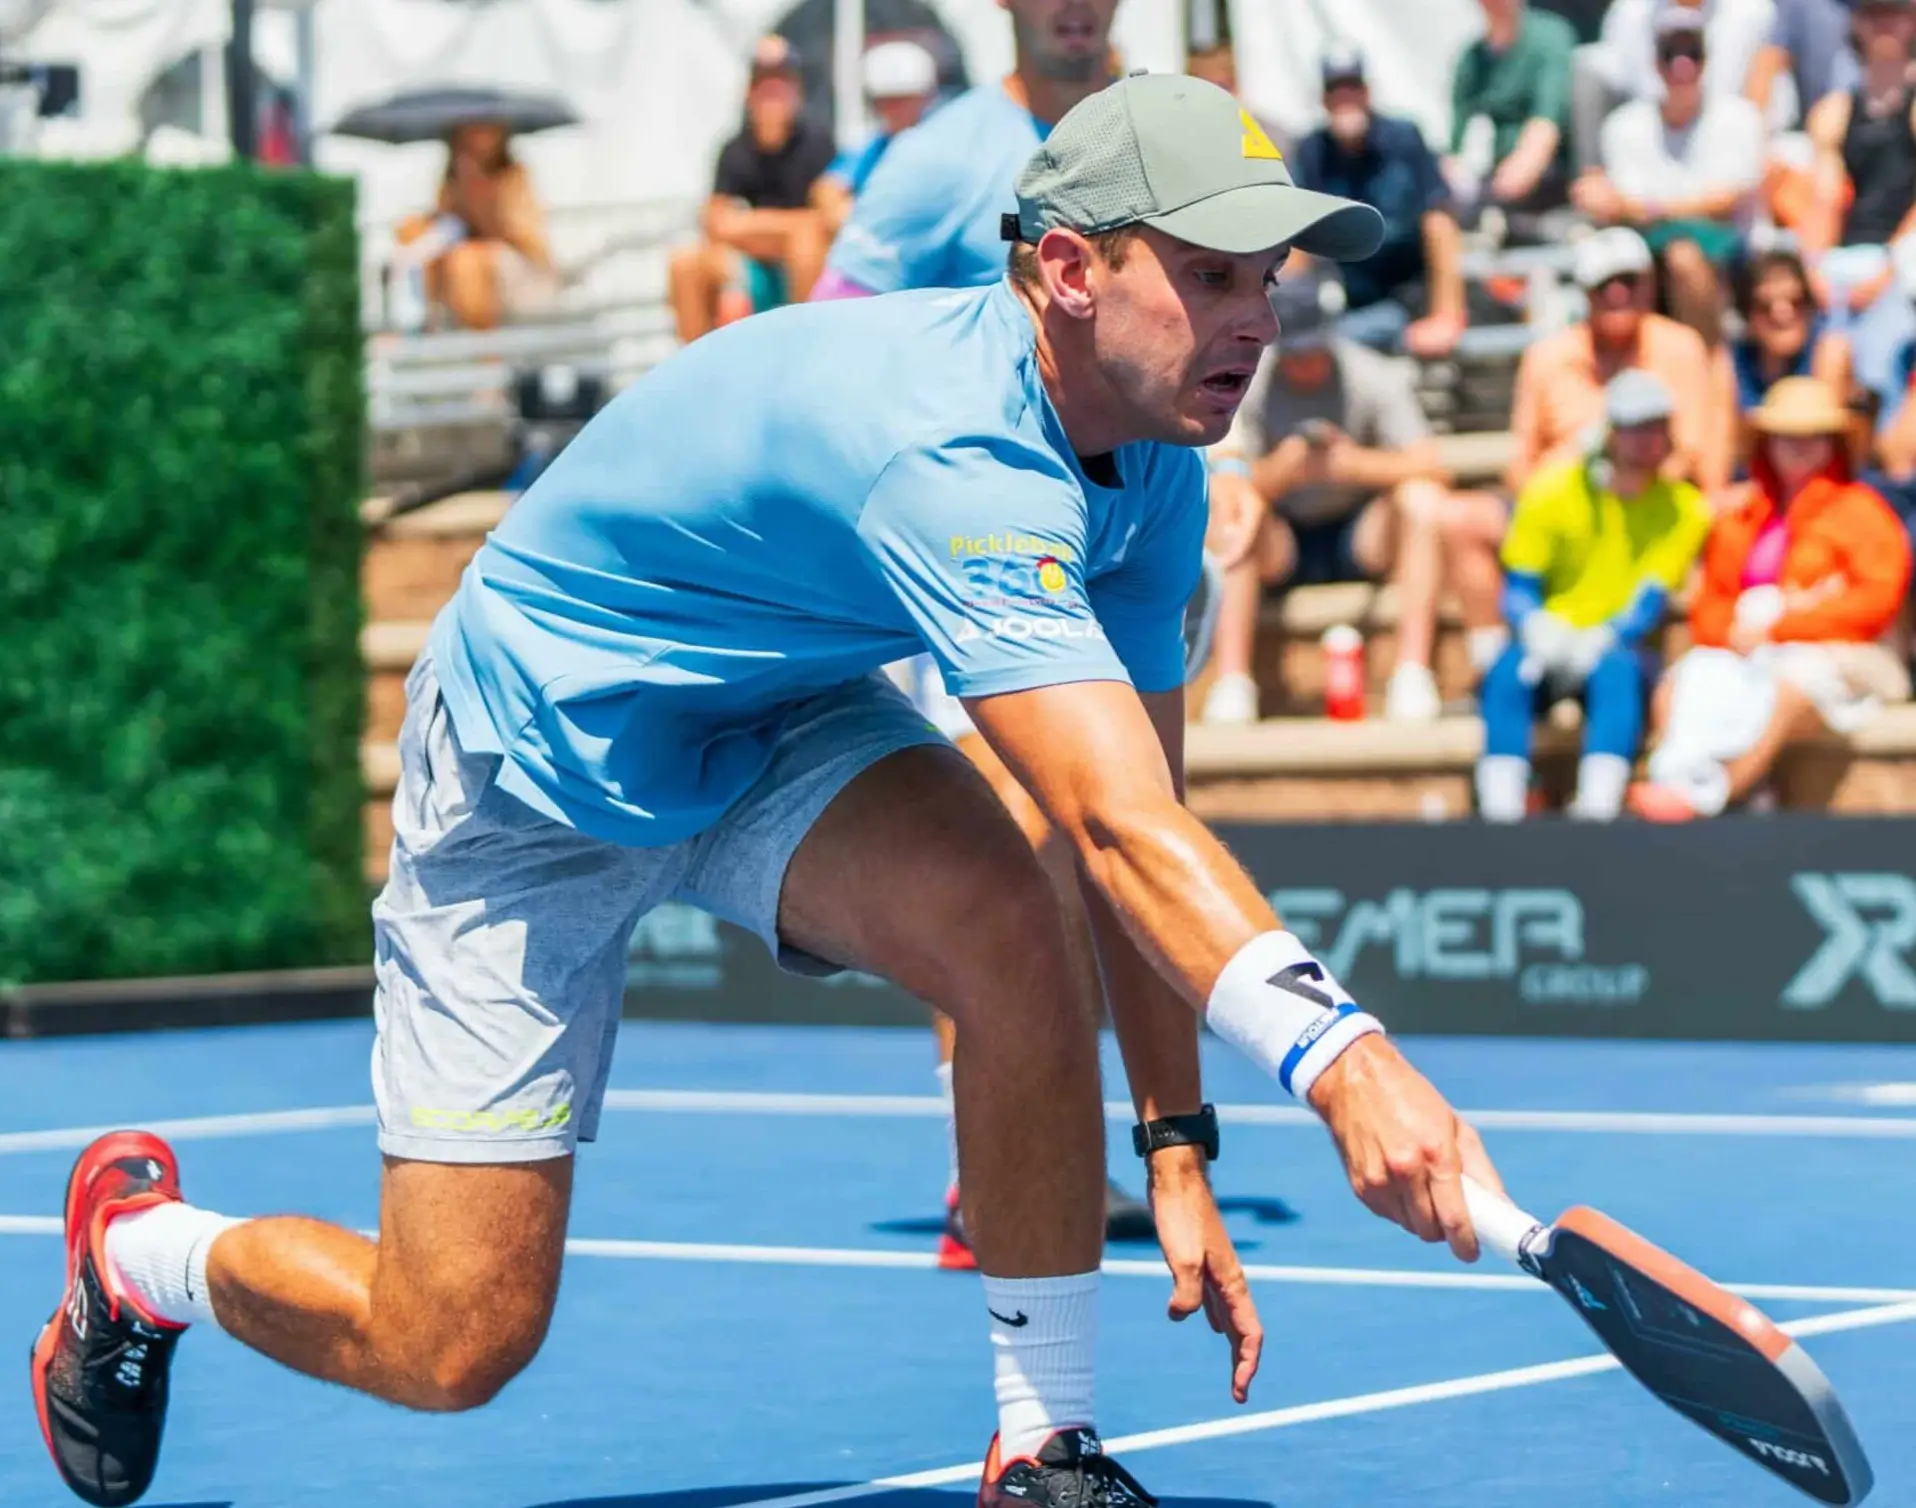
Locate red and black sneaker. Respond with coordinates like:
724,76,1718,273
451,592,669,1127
937,1184,977,1271
30,1131,188,1507
978,1427,1158,1508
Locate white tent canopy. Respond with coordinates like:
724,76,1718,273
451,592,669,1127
5,0,1495,231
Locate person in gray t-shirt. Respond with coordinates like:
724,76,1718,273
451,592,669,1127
1201,270,1508,725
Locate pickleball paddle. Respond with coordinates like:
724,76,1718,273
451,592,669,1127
1463,1177,1873,1505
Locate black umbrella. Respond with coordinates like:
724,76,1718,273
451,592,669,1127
329,86,578,145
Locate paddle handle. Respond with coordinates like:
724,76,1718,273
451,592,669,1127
1463,1175,1547,1269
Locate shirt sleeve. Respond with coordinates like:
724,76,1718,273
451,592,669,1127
1450,48,1479,155
1639,485,1714,591
823,128,962,293
797,125,838,189
856,443,1133,698
1527,19,1574,130
1500,470,1564,578
1409,126,1451,213
1290,132,1328,193
1084,449,1210,694
711,134,754,199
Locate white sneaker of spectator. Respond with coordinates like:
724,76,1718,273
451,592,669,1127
1566,753,1631,822
1201,672,1260,726
1384,662,1442,723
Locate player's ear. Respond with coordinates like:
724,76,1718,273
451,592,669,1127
1037,228,1097,320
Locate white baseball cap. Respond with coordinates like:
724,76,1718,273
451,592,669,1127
1573,227,1654,289
862,40,937,99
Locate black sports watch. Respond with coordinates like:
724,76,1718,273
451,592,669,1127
1131,1104,1220,1162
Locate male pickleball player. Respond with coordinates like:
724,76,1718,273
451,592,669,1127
33,75,1506,1508
813,0,1179,1263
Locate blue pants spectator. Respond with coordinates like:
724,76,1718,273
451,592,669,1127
1480,642,1648,761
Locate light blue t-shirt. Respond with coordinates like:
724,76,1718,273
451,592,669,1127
431,280,1207,848
824,85,1048,293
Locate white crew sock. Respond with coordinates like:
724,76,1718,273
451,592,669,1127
1569,753,1631,822
103,1203,244,1329
935,1059,959,1190
983,1272,1098,1460
1475,755,1531,824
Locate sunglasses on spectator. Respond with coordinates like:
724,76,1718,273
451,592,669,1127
1755,289,1810,318
1592,272,1641,300
1656,40,1706,65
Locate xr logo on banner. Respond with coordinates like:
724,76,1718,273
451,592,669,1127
1783,873,1916,1009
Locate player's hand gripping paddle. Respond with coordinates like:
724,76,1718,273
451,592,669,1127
1461,1177,1873,1504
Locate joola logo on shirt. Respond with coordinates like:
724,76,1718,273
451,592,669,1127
948,533,1077,564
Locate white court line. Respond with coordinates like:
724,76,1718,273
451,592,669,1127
721,1297,1916,1508
7,1090,1916,1158
1,1217,1909,1305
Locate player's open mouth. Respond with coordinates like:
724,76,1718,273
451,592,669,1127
1197,369,1253,406
1053,13,1099,47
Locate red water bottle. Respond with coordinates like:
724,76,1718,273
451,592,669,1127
1322,624,1366,721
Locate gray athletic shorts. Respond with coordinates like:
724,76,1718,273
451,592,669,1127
371,650,946,1164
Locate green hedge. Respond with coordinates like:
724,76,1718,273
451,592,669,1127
0,160,366,985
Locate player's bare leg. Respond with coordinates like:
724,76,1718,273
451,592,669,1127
204,1157,571,1409
930,729,1152,1267
781,744,1105,1278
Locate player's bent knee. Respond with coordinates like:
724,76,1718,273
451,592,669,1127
416,1331,546,1412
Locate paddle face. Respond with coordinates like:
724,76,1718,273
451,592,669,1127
1528,1207,1872,1506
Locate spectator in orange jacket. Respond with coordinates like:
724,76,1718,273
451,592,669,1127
1632,376,1913,819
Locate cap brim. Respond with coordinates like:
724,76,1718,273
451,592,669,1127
1143,183,1384,261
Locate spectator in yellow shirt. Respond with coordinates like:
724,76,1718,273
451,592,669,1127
1476,370,1714,822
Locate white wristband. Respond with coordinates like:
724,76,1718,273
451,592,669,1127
1204,931,1385,1103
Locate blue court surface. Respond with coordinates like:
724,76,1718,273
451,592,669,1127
5,1019,1916,1508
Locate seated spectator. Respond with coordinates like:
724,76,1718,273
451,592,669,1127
811,41,941,238
1633,377,1913,819
1800,0,1916,407
1586,0,1775,111
1869,242,1916,512
1503,228,1730,495
394,122,557,332
1574,4,1767,347
1200,271,1508,725
669,37,836,344
1475,372,1713,822
1446,0,1578,220
1718,249,1855,464
1290,47,1467,357
1747,0,1863,129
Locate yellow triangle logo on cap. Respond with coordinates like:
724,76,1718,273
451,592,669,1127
1239,109,1282,161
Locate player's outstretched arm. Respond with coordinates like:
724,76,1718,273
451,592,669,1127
963,677,1506,1260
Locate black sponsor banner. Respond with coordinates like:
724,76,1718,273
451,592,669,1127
623,816,1916,1043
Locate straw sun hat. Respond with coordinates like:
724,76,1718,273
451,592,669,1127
1748,377,1851,437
